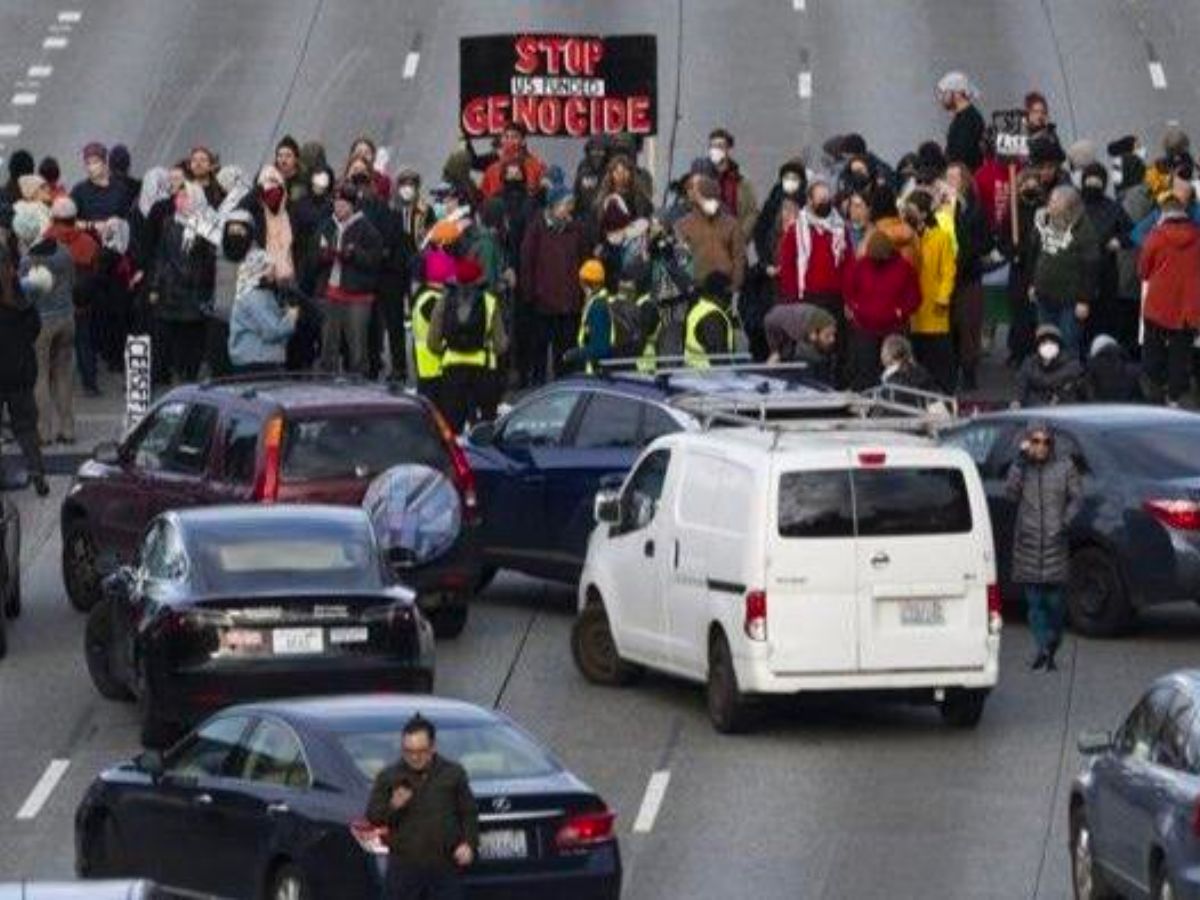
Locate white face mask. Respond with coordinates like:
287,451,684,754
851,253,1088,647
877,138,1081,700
1037,341,1060,362
708,147,727,166
1110,166,1124,188
1135,146,1148,162
312,172,330,195
398,184,416,203
781,175,801,195
701,198,720,216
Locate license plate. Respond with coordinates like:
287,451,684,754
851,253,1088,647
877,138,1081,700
220,629,264,652
329,626,369,645
900,599,945,626
271,627,324,655
478,829,528,861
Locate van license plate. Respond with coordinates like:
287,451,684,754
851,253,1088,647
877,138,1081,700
272,628,324,655
478,829,528,860
900,600,945,626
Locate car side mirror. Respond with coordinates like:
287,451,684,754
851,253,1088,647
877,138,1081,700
468,420,496,447
594,489,622,525
103,566,137,602
94,441,122,466
598,473,626,491
1077,729,1113,755
136,749,165,780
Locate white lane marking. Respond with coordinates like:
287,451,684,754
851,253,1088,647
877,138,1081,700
43,36,68,49
632,770,671,833
58,10,82,23
48,23,71,34
0,124,22,138
1149,61,1167,90
798,71,813,99
402,51,420,79
28,65,53,78
16,759,70,820
793,0,806,9
11,93,37,106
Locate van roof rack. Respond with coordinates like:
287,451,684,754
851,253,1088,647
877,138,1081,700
199,371,370,390
596,357,817,391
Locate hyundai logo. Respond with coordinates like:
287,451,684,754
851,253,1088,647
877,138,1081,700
491,796,512,813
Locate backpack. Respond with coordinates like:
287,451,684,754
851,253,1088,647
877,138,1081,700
608,293,644,357
442,284,487,353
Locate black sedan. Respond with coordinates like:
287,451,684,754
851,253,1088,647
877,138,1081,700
76,696,622,900
940,405,1200,636
83,505,435,746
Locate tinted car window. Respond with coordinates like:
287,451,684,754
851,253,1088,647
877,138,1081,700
854,468,972,536
338,722,557,782
239,720,310,788
942,424,1007,470
1156,690,1195,771
221,414,262,485
1117,687,1173,762
642,404,682,445
1106,426,1200,479
130,402,188,471
281,412,446,482
778,471,854,538
500,390,581,448
142,521,186,581
573,394,643,449
169,715,253,778
166,404,218,475
616,449,670,534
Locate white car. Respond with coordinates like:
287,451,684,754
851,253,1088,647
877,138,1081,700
572,426,1001,732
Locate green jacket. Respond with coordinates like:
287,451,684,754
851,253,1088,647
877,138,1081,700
366,755,479,870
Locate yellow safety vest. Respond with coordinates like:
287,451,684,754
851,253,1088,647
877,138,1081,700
442,291,498,369
576,289,613,375
412,286,444,380
635,293,659,373
684,298,732,369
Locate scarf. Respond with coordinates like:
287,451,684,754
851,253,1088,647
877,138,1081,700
793,207,847,298
235,248,273,301
138,167,171,218
255,170,295,283
329,211,363,288
1033,207,1075,255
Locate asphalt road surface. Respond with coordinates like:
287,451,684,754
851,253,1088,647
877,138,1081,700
2,2,1200,898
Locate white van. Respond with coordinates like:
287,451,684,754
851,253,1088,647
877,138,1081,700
571,426,1000,732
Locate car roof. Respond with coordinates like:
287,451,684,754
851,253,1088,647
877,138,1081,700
171,377,429,414
965,404,1198,431
169,503,369,528
665,427,936,455
228,694,498,730
551,371,830,406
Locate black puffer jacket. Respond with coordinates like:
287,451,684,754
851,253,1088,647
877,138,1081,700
1004,452,1083,585
1017,354,1085,407
0,300,40,391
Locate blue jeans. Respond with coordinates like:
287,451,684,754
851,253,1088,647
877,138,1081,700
1036,300,1080,359
1025,584,1066,653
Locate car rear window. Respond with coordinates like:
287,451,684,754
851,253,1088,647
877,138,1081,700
280,411,447,482
338,723,558,782
1106,427,1200,480
854,468,972,536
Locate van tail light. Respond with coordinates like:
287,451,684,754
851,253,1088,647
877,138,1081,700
254,415,284,503
350,818,389,855
1192,798,1200,839
744,590,768,642
431,407,479,523
858,451,887,467
1144,499,1200,531
554,808,615,851
987,583,1003,634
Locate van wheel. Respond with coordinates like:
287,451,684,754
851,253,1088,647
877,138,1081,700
1067,548,1132,638
1070,806,1116,899
571,603,641,686
939,689,987,728
267,861,310,900
63,522,102,612
706,633,752,734
85,600,132,701
429,604,468,639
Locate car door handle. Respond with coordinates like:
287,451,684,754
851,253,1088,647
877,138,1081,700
644,540,655,558
266,802,290,815
193,793,213,806
870,551,890,568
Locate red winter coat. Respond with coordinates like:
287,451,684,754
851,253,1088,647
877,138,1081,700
844,248,921,336
1140,215,1200,330
776,222,848,303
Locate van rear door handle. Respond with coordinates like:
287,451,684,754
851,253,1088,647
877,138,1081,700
193,793,213,806
870,551,890,568
644,540,655,558
267,802,290,815
673,540,680,569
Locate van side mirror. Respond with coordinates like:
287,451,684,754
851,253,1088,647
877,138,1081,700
136,749,165,780
1077,729,1113,755
594,489,622,525
94,441,122,465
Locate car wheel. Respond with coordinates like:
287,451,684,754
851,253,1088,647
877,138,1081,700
87,814,125,878
429,604,469,640
268,862,310,900
706,632,752,734
571,602,640,687
63,522,102,613
1067,548,1132,638
85,600,133,701
137,669,174,749
1070,806,1116,900
939,689,988,728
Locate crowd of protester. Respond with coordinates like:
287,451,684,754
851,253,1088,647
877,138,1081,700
2,69,1199,492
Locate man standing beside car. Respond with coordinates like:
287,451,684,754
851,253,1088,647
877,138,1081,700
1004,423,1083,672
367,714,479,900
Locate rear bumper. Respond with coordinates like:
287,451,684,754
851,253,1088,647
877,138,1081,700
391,528,482,608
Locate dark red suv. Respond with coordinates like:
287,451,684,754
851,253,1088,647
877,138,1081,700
61,375,480,637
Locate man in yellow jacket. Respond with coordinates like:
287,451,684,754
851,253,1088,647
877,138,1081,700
904,189,957,393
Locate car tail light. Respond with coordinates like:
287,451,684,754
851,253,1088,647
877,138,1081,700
858,451,886,467
554,808,615,850
431,408,479,523
350,818,389,855
254,415,284,503
744,590,768,642
1144,499,1200,531
987,583,1003,634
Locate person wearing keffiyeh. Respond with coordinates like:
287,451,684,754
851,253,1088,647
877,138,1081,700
775,178,849,313
228,248,297,374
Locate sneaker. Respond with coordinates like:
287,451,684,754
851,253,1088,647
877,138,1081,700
1031,651,1048,671
1045,655,1059,672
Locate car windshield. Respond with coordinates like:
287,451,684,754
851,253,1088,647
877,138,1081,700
338,721,559,782
191,521,382,592
281,412,447,482
1105,426,1200,480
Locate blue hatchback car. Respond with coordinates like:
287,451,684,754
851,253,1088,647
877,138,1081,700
464,371,831,586
1071,670,1200,900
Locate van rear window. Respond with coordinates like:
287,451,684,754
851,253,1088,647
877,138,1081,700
778,471,854,538
853,468,972,536
281,412,448,482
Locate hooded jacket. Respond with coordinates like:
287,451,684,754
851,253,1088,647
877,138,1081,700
752,158,806,266
911,223,956,335
1084,338,1142,402
1031,208,1100,307
1016,331,1085,407
1139,212,1200,330
844,231,920,336
1004,438,1083,585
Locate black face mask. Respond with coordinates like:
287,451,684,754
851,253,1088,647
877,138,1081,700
1020,190,1044,206
223,231,252,262
351,172,370,187
812,201,833,218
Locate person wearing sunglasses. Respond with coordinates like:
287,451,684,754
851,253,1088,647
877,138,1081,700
1004,423,1083,671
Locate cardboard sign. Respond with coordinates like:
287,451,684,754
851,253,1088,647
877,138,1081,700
460,34,657,137
125,335,152,433
992,108,1029,160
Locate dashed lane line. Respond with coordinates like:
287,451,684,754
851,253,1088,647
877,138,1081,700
1149,61,1167,90
632,770,671,833
43,36,68,49
402,51,420,79
15,759,70,820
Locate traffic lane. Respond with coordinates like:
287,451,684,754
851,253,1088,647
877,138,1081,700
1128,0,1200,139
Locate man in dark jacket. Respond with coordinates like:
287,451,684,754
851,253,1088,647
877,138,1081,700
1016,324,1085,407
1084,334,1141,402
938,72,985,171
1004,423,1083,670
1079,163,1134,346
1029,186,1101,358
315,183,383,375
765,302,837,385
366,714,478,900
0,235,48,495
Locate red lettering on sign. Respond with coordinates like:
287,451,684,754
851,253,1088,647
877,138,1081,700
487,96,510,133
536,97,562,133
563,97,589,137
461,98,490,136
513,96,539,134
585,39,603,76
628,96,652,134
514,35,539,75
602,97,626,133
563,38,584,76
